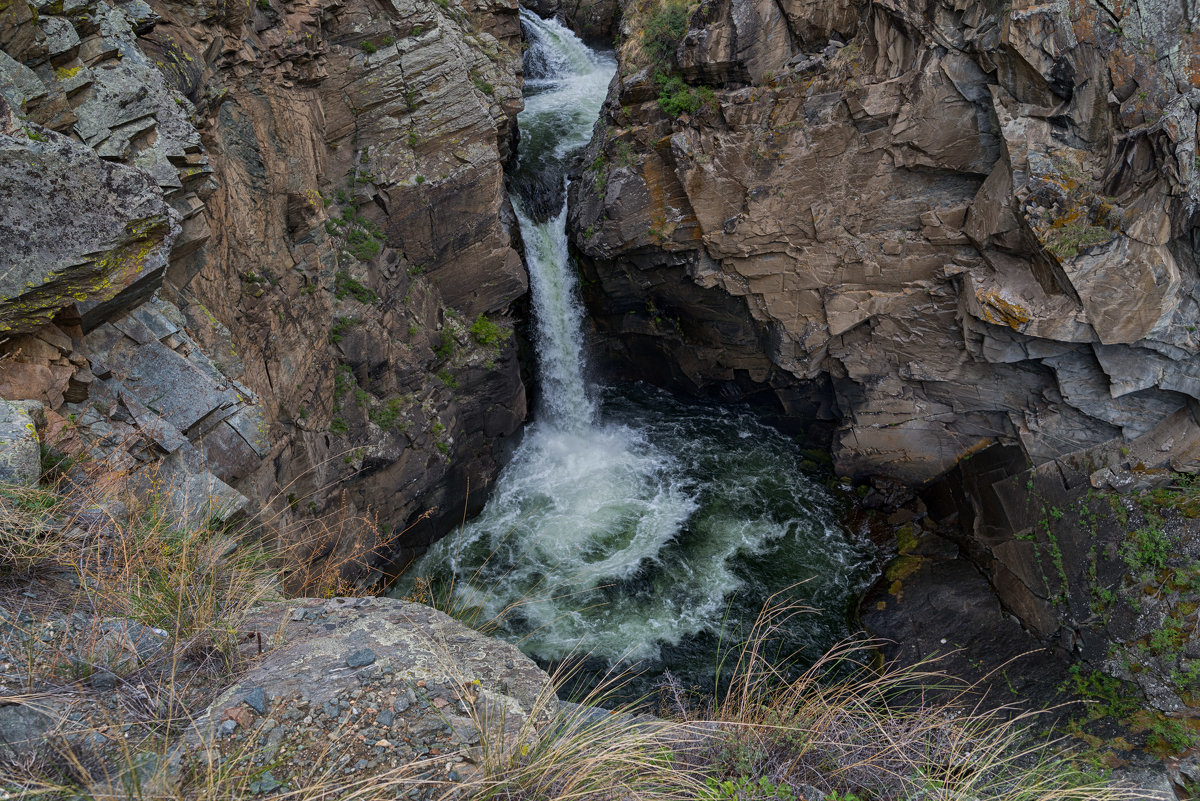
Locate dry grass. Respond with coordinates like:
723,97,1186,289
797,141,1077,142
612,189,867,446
0,484,80,572
0,479,1164,801
660,594,1154,801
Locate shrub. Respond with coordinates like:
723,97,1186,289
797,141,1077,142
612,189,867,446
328,315,360,344
345,227,382,261
371,397,406,429
642,0,690,66
360,40,377,54
655,73,713,117
470,314,509,347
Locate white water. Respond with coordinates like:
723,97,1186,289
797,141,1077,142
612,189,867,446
393,13,869,675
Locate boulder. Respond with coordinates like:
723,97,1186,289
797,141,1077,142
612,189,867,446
186,597,558,791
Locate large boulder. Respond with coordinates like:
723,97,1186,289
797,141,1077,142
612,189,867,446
184,597,558,792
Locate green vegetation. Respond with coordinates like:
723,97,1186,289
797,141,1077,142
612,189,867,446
642,0,689,66
655,72,715,117
334,270,379,303
360,40,377,54
327,315,360,344
370,397,408,429
470,314,508,348
1044,222,1114,260
1120,518,1170,575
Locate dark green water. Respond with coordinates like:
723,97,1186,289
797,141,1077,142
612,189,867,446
391,11,873,703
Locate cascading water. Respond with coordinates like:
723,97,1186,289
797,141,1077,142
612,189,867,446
392,12,872,694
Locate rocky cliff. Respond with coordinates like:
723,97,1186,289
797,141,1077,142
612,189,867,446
0,0,531,572
571,0,1200,484
568,0,1200,645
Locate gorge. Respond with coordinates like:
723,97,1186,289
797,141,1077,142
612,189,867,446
1,0,1199,793
394,11,871,693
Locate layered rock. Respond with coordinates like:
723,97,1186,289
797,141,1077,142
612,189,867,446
570,0,1200,639
521,0,619,40
0,0,530,566
573,0,1200,484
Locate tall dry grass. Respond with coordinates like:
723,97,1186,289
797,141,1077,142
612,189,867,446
660,594,1156,801
0,477,1165,801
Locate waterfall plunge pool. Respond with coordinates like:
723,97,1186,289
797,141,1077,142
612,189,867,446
389,11,874,703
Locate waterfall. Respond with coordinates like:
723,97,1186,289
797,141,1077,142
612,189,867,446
391,13,870,687
510,11,613,429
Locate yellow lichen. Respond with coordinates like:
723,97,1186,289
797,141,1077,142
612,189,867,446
977,289,1031,329
55,65,82,80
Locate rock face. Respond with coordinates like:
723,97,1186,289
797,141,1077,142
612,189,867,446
570,0,1200,646
0,0,530,565
572,0,1200,485
0,96,178,336
187,597,557,792
521,0,618,39
0,399,42,485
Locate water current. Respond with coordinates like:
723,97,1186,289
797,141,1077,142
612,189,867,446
392,11,873,696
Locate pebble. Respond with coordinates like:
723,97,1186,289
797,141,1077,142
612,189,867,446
244,687,267,715
345,648,376,668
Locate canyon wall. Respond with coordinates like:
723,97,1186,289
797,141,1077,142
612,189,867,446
568,0,1200,643
0,0,530,574
573,0,1200,484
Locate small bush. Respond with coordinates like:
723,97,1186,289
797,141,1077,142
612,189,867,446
360,40,377,54
656,73,714,117
328,315,360,344
642,0,690,66
371,397,406,429
470,314,509,348
345,227,382,261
